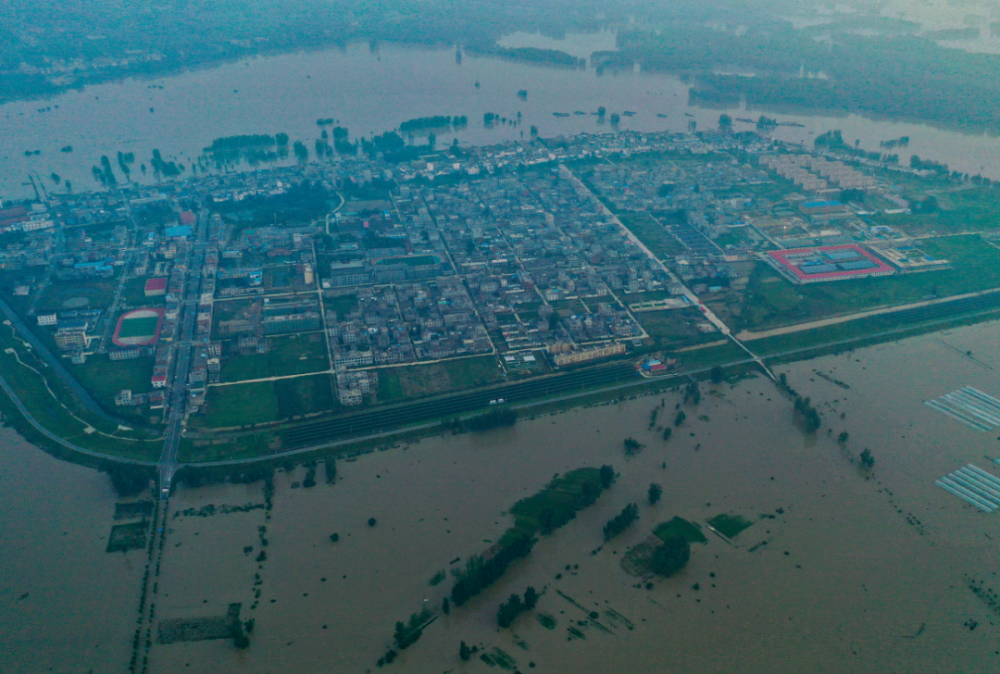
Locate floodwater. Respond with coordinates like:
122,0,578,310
4,320,1000,672
139,319,1000,672
0,428,143,674
5,33,1000,200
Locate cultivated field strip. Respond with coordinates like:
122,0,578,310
925,386,1000,431
936,464,1000,512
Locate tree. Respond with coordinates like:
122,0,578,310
303,464,317,488
368,517,377,527
837,431,849,445
442,597,450,614
460,641,472,661
794,396,821,432
859,448,875,468
293,140,309,162
710,365,723,384
684,381,701,405
597,106,606,117
674,410,686,426
497,593,525,628
662,427,672,442
600,464,615,489
651,536,690,577
329,533,339,542
623,437,644,457
718,114,733,131
524,586,538,610
648,483,663,505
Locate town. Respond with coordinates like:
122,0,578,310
2,126,999,475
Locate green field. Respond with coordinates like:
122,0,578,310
502,467,604,546
377,371,405,402
875,185,1000,235
121,278,165,308
200,381,280,428
741,235,1000,330
638,307,714,348
0,324,162,461
324,293,359,317
707,513,754,538
378,355,503,400
71,356,155,412
38,276,120,311
178,430,277,463
222,334,328,382
118,315,159,338
274,374,336,418
653,516,708,544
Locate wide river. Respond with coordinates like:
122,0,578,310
4,32,1000,199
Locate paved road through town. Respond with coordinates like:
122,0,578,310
158,208,208,497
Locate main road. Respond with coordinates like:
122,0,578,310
158,208,209,496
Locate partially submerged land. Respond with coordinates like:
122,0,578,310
4,322,1000,672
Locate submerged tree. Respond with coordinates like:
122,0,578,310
648,483,663,505
859,448,875,469
600,464,615,489
651,536,690,577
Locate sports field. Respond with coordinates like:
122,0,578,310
118,316,159,338
112,308,165,346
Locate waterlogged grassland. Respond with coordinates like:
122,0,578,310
741,235,1000,330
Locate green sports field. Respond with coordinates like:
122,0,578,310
118,315,160,338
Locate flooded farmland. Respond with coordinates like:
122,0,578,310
4,320,1000,672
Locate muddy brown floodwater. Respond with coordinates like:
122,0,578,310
0,429,143,674
4,319,1000,673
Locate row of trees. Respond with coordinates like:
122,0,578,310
465,407,517,432
603,503,639,541
450,534,533,607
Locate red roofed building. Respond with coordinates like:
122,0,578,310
179,211,196,226
144,277,168,297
